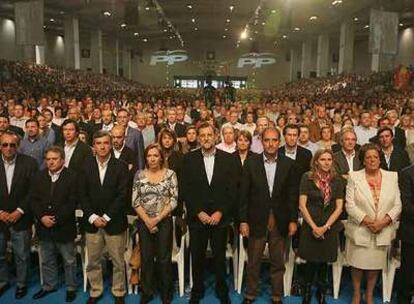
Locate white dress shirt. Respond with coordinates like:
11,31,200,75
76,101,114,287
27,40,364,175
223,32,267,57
343,149,356,172
2,155,16,194
102,122,114,132
48,166,64,183
354,125,377,145
284,146,297,160
113,145,124,159
202,149,215,185
263,154,277,197
64,140,78,168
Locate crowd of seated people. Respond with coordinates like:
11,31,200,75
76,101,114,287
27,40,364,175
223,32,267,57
0,59,413,304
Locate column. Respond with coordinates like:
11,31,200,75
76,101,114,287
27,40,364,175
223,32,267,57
301,40,312,78
338,20,354,74
289,48,301,81
115,39,120,76
369,9,398,72
14,0,44,63
35,45,45,65
122,44,131,79
91,30,103,73
64,17,80,69
317,34,330,77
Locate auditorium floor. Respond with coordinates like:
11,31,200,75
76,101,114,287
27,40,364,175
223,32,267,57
0,266,395,303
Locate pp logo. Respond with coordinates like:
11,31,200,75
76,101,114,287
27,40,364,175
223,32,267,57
150,50,189,66
237,53,276,69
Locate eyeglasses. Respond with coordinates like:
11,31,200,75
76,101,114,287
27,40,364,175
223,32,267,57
1,143,17,148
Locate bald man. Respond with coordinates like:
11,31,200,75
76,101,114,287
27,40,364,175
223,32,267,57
111,125,137,174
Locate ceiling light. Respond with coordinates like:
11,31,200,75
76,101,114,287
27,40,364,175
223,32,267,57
60,11,64,15
229,5,234,12
271,9,276,14
145,6,150,11
163,28,168,32
191,18,196,23
248,37,253,41
364,24,369,29
143,38,148,42
194,27,198,31
332,0,342,6
187,4,193,9
399,23,404,27
354,17,359,22
43,25,47,29
224,28,228,31
309,16,318,21
262,22,266,26
120,23,127,28
50,18,55,22
226,19,231,23
282,35,288,39
169,36,173,39
134,32,139,36
103,11,111,17
223,35,227,38
240,29,248,40
254,30,258,34
294,27,301,31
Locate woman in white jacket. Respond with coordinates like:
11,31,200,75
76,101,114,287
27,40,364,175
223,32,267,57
345,143,401,304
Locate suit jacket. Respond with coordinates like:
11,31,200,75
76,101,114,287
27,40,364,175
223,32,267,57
116,146,138,175
50,123,62,144
30,167,77,242
345,169,401,247
239,153,299,237
156,123,187,138
8,125,24,138
79,157,129,235
279,145,312,179
59,140,92,173
334,150,363,176
0,154,38,231
332,143,361,154
380,147,410,173
181,149,238,227
125,127,145,170
398,165,414,244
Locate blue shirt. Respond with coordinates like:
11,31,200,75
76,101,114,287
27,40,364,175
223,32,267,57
18,136,49,169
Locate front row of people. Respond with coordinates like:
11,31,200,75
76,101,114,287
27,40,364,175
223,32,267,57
0,124,412,304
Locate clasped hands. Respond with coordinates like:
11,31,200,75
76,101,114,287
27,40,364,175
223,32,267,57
239,222,297,238
362,215,391,234
198,211,222,226
93,216,108,228
312,225,328,239
0,210,23,224
144,216,160,233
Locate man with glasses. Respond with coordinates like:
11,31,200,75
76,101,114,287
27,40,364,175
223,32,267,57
0,131,38,299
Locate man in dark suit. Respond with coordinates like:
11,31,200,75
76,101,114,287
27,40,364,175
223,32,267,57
0,131,38,299
239,127,299,304
67,107,93,145
116,109,145,170
79,131,129,304
42,109,63,144
378,127,410,173
111,125,137,174
369,116,406,150
279,124,312,179
156,108,186,139
60,119,92,173
398,164,414,304
334,129,362,178
30,146,78,302
181,122,238,304
0,114,24,138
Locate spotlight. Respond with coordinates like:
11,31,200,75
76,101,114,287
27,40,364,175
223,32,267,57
103,11,111,17
240,29,248,40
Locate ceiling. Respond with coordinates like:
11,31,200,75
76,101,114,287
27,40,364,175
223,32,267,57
0,0,414,49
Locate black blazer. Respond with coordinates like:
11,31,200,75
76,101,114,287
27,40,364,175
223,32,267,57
79,157,129,235
60,141,92,173
156,123,187,138
334,150,363,176
116,146,138,175
50,123,62,144
0,154,38,231
369,127,406,150
278,145,312,179
239,153,299,237
232,150,256,175
181,149,238,227
398,165,414,244
30,168,77,242
380,147,410,173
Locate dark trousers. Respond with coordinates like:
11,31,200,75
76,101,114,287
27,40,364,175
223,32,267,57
138,217,173,299
39,240,77,291
303,262,328,290
245,224,285,301
189,225,228,300
399,241,414,303
0,228,31,288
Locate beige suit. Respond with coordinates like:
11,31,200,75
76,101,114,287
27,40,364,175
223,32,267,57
344,169,401,270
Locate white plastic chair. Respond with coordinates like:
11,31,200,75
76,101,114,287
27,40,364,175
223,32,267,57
382,245,400,303
74,209,89,292
171,217,187,297
125,215,137,294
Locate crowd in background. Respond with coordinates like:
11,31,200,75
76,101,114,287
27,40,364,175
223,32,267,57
0,58,413,304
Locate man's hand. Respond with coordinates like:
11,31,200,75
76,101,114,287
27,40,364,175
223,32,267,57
312,226,327,239
197,212,211,225
209,211,222,225
0,211,9,223
41,215,56,228
145,217,159,231
93,217,107,228
7,210,23,224
288,222,298,237
240,223,249,238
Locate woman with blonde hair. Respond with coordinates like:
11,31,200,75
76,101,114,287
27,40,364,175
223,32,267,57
298,149,345,304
